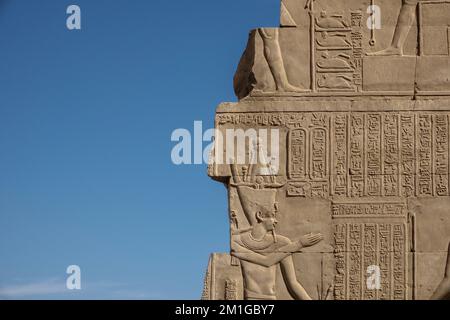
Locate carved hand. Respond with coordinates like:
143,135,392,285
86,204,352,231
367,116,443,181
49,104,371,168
299,233,324,248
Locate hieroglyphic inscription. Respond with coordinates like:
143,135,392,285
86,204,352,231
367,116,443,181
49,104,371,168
350,11,363,91
333,202,408,300
332,114,348,196
284,114,330,197
218,112,450,198
393,224,407,300
334,224,347,300
366,114,382,196
225,279,238,300
434,115,449,196
217,113,288,127
332,202,406,219
378,224,392,300
400,115,416,197
363,224,377,300
417,115,433,196
349,114,364,197
348,224,362,300
314,8,356,92
288,129,307,180
383,114,400,197
311,128,328,180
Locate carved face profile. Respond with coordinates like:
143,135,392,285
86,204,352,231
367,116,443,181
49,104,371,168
237,186,277,227
256,208,278,231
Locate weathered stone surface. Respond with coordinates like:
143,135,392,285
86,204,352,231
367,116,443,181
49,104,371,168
234,28,310,99
414,252,449,300
202,253,244,300
235,0,450,99
412,198,450,252
203,0,450,300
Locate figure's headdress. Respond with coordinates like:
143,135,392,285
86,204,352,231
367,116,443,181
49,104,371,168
235,186,277,226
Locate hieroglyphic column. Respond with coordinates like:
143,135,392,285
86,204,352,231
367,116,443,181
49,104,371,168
434,114,449,196
378,224,392,300
383,114,400,197
417,115,433,196
333,201,408,300
349,114,365,197
400,114,416,197
332,114,348,196
366,114,383,196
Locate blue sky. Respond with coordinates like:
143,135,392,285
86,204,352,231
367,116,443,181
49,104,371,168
0,0,279,299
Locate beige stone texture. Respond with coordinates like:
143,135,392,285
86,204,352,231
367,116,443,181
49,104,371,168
202,0,450,300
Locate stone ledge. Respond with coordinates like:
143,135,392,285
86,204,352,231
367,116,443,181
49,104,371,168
216,99,450,113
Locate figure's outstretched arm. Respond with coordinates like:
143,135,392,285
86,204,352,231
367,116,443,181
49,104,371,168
431,242,450,300
231,233,323,268
280,256,312,300
231,242,299,268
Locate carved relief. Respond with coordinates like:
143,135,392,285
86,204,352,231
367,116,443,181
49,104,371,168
400,115,416,197
367,0,422,57
313,8,361,93
229,164,324,300
332,202,407,219
233,0,450,99
417,115,433,196
383,114,400,197
201,258,212,300
288,129,308,180
259,28,309,93
206,0,450,302
349,114,365,197
366,114,382,197
332,114,348,196
310,128,328,180
332,201,408,300
217,111,450,200
201,253,244,300
225,279,239,300
434,115,449,196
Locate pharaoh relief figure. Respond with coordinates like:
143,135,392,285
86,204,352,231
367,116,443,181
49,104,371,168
258,28,309,93
228,164,325,300
369,0,419,56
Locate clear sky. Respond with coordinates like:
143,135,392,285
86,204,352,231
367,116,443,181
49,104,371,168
0,0,279,299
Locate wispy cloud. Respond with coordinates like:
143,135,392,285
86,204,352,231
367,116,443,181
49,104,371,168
0,278,66,299
0,278,164,300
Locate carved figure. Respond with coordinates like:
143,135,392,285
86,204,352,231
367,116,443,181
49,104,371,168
259,28,309,92
229,165,324,300
368,0,419,56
